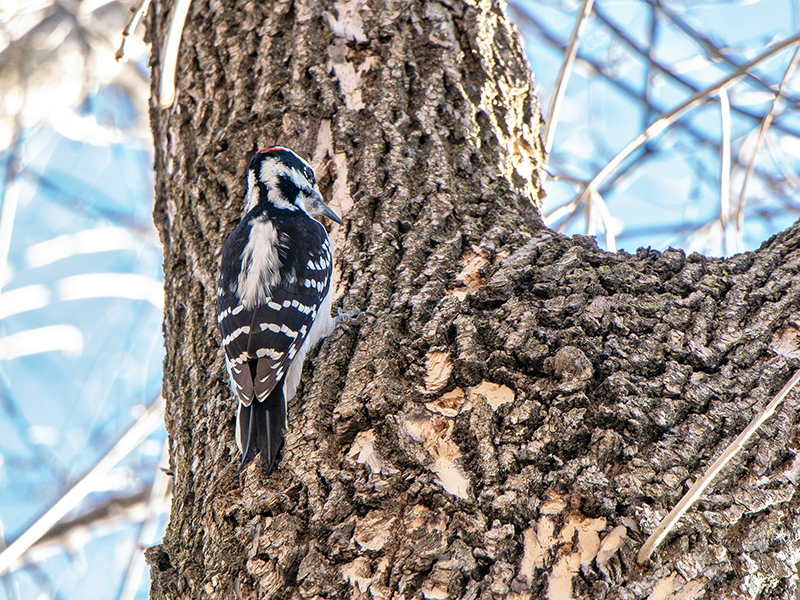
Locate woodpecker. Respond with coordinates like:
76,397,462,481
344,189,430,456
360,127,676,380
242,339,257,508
217,147,342,474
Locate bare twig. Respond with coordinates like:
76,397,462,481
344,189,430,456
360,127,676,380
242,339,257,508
35,490,150,548
638,369,800,564
718,88,731,257
591,3,800,138
590,191,617,252
0,123,23,296
585,184,593,235
543,173,588,186
647,0,800,106
115,0,151,62
735,47,800,253
118,439,171,600
522,7,792,192
0,397,164,575
543,0,595,157
527,9,796,234
569,32,800,224
544,194,585,226
159,0,194,108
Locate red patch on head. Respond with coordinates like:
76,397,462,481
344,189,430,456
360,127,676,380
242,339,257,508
257,147,282,154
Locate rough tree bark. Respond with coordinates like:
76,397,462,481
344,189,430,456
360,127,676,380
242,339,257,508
145,0,800,597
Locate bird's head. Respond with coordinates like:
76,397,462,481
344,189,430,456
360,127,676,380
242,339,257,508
245,147,343,225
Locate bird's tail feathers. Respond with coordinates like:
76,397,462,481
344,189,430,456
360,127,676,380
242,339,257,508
236,388,286,474
236,402,255,466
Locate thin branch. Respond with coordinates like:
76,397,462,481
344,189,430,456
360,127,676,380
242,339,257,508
0,397,165,575
570,32,800,223
115,0,151,62
19,168,155,235
591,3,800,139
0,124,23,296
719,88,731,257
590,191,616,251
642,0,658,149
638,369,800,564
159,0,193,108
646,0,800,104
543,0,595,156
35,490,150,547
544,173,588,187
735,47,800,253
544,196,584,225
118,439,171,600
518,6,791,224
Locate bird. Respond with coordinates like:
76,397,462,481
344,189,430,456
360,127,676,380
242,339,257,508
216,147,343,474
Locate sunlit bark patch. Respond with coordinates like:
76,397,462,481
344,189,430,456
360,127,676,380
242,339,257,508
403,411,470,499
512,498,628,600
423,350,453,394
470,380,515,410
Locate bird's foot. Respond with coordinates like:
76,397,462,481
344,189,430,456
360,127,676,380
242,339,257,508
334,307,375,334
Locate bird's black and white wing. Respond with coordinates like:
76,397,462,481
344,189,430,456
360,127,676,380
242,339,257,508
217,219,333,470
216,146,342,474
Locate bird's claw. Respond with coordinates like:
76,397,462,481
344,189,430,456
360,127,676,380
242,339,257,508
334,308,375,334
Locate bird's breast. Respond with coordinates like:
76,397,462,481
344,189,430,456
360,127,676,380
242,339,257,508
237,217,282,310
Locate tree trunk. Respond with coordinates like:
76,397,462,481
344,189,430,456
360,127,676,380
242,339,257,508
145,0,800,598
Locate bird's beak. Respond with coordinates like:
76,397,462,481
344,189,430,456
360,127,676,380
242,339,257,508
316,193,344,225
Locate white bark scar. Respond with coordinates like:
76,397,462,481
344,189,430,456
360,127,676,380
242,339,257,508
327,0,368,43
